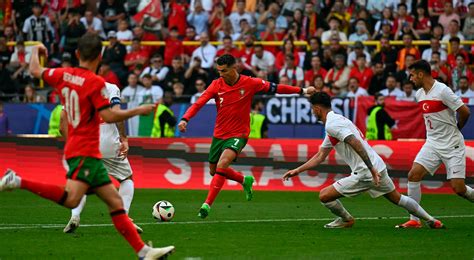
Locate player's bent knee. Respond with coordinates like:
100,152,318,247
319,190,330,203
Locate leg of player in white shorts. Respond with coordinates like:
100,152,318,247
64,158,142,233
398,144,473,228
319,170,443,228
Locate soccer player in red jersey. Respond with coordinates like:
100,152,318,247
0,33,175,259
178,54,316,218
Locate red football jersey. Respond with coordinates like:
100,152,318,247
43,67,110,159
182,75,301,139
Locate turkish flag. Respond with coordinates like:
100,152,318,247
133,0,163,23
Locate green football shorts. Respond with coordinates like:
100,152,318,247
66,157,112,188
208,137,247,164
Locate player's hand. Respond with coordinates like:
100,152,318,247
118,139,129,160
283,169,300,181
370,168,381,186
137,104,156,115
33,44,48,57
178,120,187,132
305,86,317,96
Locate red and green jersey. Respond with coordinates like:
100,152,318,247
182,75,301,139
43,67,110,159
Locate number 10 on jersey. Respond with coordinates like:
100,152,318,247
62,87,81,128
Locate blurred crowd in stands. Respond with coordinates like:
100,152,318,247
1,0,474,104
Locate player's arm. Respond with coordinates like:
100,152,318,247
178,82,216,132
112,104,129,159
29,44,47,79
99,104,156,123
283,147,332,180
59,109,68,138
457,105,471,130
261,81,317,96
344,134,380,185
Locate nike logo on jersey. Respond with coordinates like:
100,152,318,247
453,171,459,174
218,92,224,96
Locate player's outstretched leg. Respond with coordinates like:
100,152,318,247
118,178,142,233
397,163,426,228
384,191,444,229
0,169,81,208
199,173,226,219
64,195,87,233
216,167,254,201
450,178,474,202
95,184,175,259
319,186,354,228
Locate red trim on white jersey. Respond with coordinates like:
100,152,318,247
419,100,448,114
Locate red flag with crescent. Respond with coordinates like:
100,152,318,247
133,0,162,23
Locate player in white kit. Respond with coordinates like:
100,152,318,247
63,83,142,233
397,60,472,228
283,92,444,229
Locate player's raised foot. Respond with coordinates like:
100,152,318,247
0,169,21,191
324,217,355,229
198,203,211,219
140,245,175,260
63,216,80,233
242,175,255,201
395,219,422,229
427,219,445,229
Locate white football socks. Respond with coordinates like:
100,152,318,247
119,179,134,214
398,195,433,222
463,185,474,202
138,245,150,258
322,200,353,221
71,195,87,218
407,181,421,221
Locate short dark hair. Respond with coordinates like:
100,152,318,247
77,33,103,62
252,98,263,108
222,35,232,41
309,92,331,108
449,36,461,43
431,51,441,56
216,54,236,66
460,76,469,81
397,3,407,9
408,60,431,74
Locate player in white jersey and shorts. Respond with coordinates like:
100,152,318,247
397,60,472,228
283,92,444,229
63,83,142,233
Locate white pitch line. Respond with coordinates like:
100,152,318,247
1,214,474,230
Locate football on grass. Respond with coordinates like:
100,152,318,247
152,201,175,222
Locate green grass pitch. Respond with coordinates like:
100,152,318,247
0,189,473,259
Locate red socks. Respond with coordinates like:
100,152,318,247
21,179,68,205
205,174,226,206
111,209,145,253
216,167,244,184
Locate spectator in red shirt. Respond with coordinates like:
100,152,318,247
430,51,450,84
124,38,149,72
99,61,121,88
414,5,432,40
428,0,446,19
239,33,255,70
132,26,159,57
164,27,185,67
168,0,188,36
183,25,199,63
447,36,470,68
349,54,373,90
304,56,327,87
275,38,300,71
393,3,414,38
216,36,241,58
210,3,226,40
259,17,283,56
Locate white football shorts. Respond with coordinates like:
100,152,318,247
333,169,396,198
